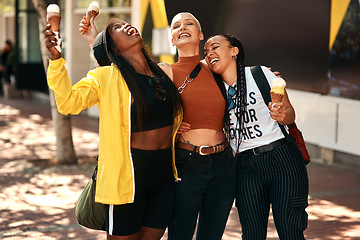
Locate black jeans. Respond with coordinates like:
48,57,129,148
168,147,235,240
236,140,309,240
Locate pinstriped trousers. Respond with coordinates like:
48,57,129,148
235,140,309,240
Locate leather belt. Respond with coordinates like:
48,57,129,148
176,141,229,156
242,139,285,155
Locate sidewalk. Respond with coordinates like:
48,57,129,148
1,97,360,240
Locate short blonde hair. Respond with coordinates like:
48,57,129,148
170,12,202,32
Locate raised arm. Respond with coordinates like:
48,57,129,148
44,24,100,115
79,16,98,49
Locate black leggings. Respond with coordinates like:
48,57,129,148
105,148,175,236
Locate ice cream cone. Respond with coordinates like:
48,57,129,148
48,14,61,32
270,77,286,123
46,4,62,53
270,78,286,103
270,90,284,103
47,4,61,32
85,1,100,26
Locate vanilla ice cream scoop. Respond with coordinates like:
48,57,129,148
47,4,60,14
88,1,100,11
271,77,286,95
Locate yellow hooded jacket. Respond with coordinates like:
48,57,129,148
47,58,181,205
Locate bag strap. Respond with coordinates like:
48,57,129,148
189,63,202,79
178,63,202,94
249,65,290,138
250,65,271,103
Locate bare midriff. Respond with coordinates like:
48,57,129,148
172,55,226,147
179,129,226,146
131,125,173,150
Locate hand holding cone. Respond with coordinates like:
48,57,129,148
47,4,62,52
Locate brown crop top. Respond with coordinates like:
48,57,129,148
172,55,225,132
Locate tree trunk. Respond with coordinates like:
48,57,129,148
32,0,77,164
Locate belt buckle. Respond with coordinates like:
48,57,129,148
252,148,261,156
199,145,210,155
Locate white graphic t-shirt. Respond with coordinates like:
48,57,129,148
225,66,285,153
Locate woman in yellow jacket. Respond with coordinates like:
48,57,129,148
44,18,182,240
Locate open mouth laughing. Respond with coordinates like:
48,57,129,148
209,58,219,66
125,25,138,36
179,32,190,39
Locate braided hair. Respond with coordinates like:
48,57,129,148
209,34,247,153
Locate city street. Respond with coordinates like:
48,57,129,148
1,97,360,240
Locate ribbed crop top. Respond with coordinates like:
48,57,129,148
131,73,174,132
172,55,225,132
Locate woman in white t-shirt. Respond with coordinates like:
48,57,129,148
204,34,309,240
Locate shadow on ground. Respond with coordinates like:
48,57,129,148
1,98,360,239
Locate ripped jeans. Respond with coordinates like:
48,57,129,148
235,140,309,240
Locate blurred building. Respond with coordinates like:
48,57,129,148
0,0,359,166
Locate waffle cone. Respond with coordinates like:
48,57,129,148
85,10,99,26
47,14,61,32
270,91,284,103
